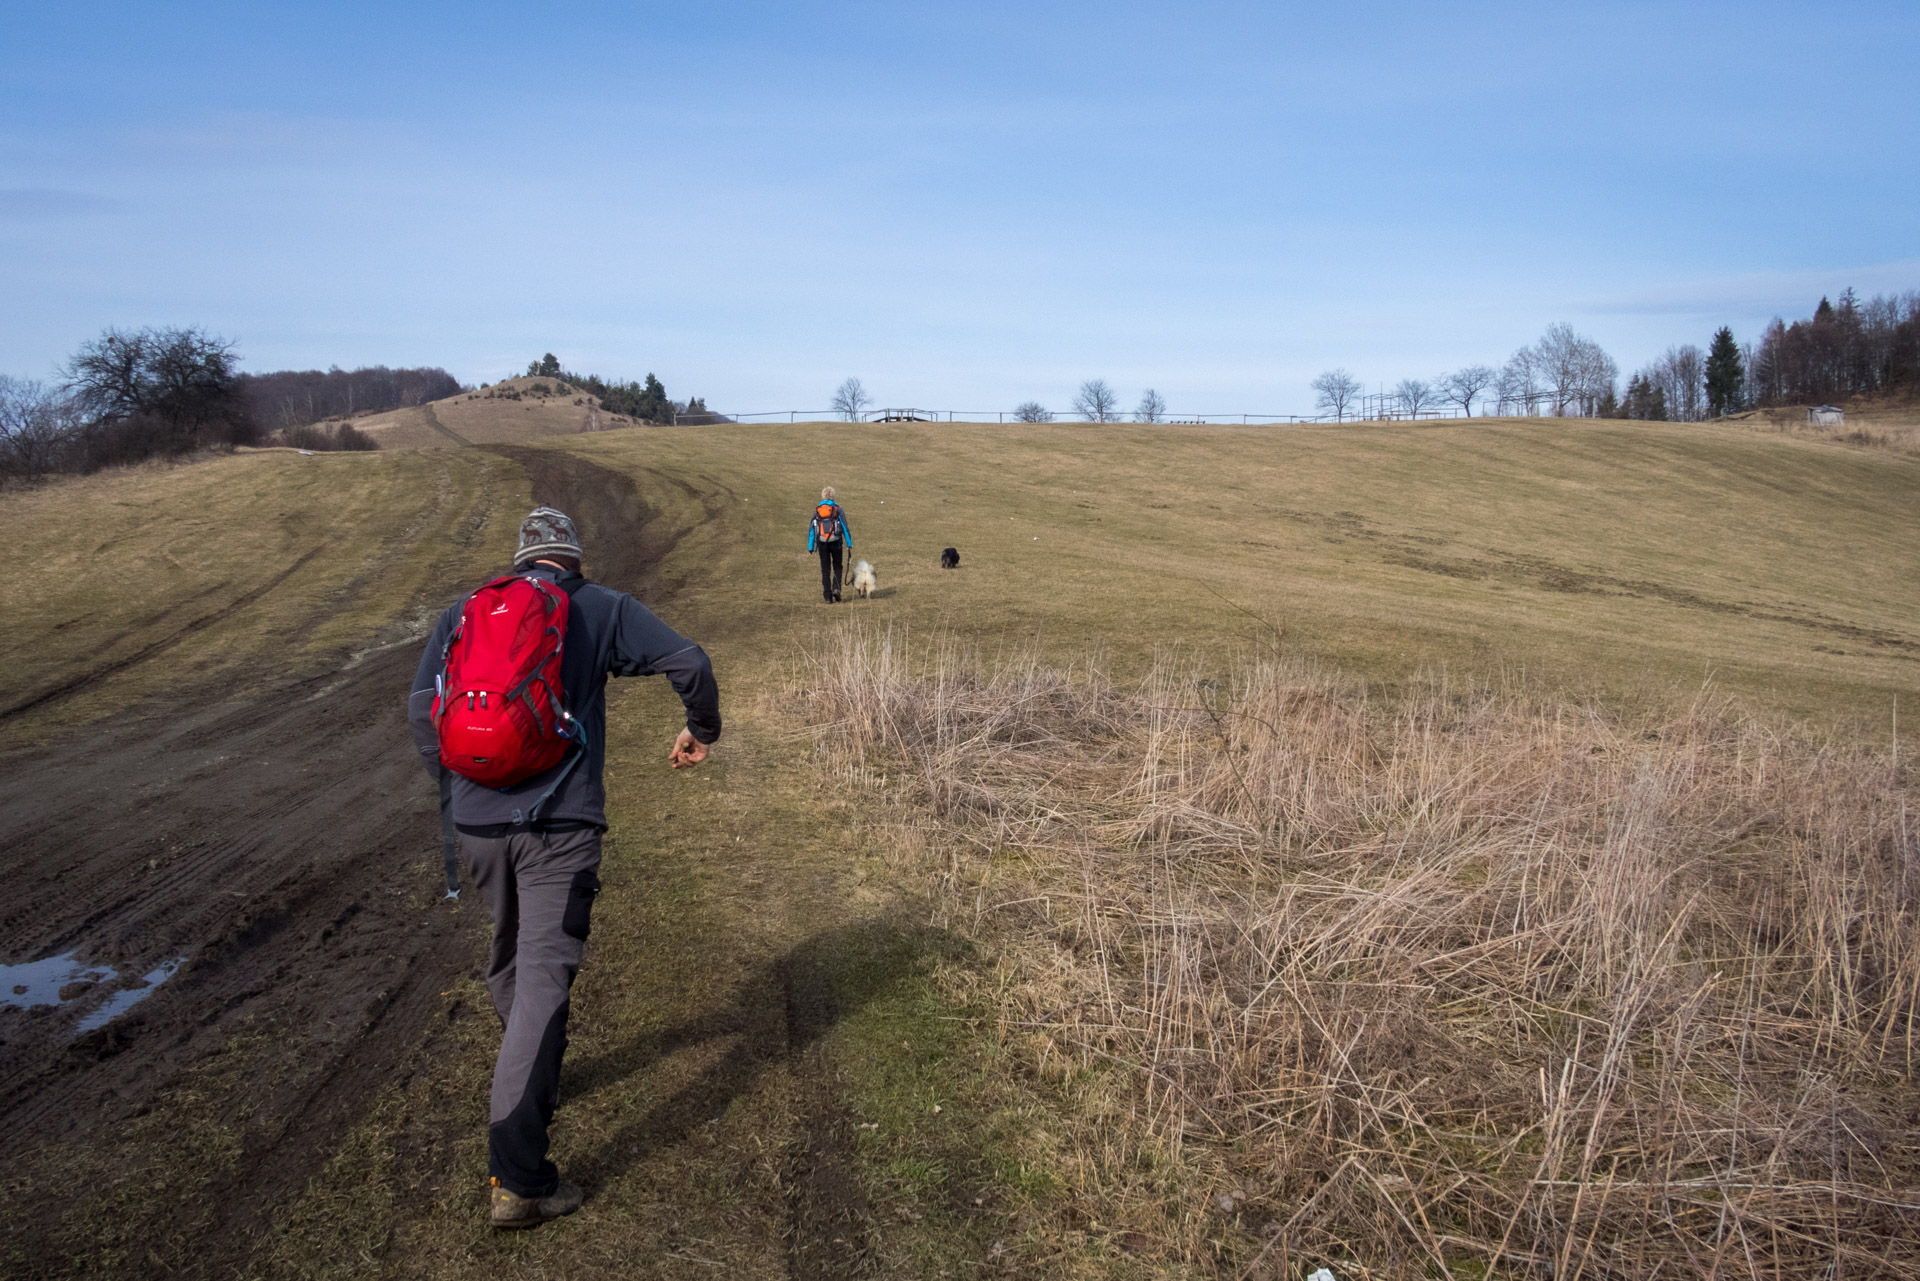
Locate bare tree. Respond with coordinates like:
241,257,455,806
1498,348,1542,415
1646,345,1707,422
65,328,150,424
1532,323,1616,416
1443,364,1497,417
1672,344,1706,422
1311,368,1361,421
1535,324,1578,415
0,376,79,481
1395,378,1436,419
1573,342,1619,416
64,325,252,457
1073,378,1120,422
1135,388,1167,422
830,377,871,421
1748,289,1920,405
1013,401,1052,422
239,365,460,429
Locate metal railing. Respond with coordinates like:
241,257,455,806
720,406,1492,424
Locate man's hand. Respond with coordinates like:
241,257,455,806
668,729,709,769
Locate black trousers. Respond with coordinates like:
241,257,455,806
817,543,843,600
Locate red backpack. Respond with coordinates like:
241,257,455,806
432,575,577,788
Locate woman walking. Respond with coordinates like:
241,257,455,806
806,486,853,603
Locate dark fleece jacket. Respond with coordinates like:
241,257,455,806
407,564,720,830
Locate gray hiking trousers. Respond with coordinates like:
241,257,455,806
461,826,602,1198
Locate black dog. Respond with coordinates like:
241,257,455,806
940,547,960,569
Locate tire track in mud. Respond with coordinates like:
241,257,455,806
0,451,518,1274
2,453,474,732
0,445,758,1278
483,446,722,593
0,546,325,722
1,443,881,1276
198,451,695,1258
419,403,473,448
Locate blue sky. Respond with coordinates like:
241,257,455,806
3,1,1915,415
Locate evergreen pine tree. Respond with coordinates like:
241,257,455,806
639,374,670,422
1623,374,1650,419
1705,327,1745,417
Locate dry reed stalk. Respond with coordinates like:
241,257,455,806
797,622,1920,1278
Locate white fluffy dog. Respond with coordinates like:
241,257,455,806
850,559,877,599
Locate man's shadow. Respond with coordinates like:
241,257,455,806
559,917,941,1189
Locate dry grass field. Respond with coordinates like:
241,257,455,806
566,416,1919,732
803,629,1918,1277
3,410,1916,1279
1725,395,1920,458
0,446,521,745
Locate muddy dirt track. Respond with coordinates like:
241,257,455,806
0,446,689,1275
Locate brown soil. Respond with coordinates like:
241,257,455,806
0,442,915,1278
0,446,683,1274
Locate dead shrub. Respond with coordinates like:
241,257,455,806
798,623,1920,1278
274,420,379,451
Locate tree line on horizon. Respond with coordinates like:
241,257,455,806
829,290,1917,428
828,375,1210,424
0,335,717,485
0,326,473,484
11,293,1915,486
519,352,713,424
1315,289,1920,424
244,364,462,431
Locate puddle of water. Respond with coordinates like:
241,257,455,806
76,957,185,1032
1,952,116,1009
1,952,187,1034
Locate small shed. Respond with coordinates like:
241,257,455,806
1809,405,1844,425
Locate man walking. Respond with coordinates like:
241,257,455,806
408,506,721,1228
807,485,852,603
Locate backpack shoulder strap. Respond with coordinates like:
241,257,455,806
522,745,584,824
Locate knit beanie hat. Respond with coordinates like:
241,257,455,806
514,506,583,566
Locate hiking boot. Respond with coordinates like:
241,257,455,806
490,1176,583,1229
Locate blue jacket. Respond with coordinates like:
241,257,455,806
806,503,852,552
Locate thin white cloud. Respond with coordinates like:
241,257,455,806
1580,259,1920,318
0,188,124,221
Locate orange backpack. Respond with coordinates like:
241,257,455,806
814,503,841,542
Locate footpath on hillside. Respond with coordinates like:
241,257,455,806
0,446,1013,1281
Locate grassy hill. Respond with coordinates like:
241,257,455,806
0,447,519,745
12,415,1912,738
353,375,655,449
2,414,1915,1279
563,415,1918,732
